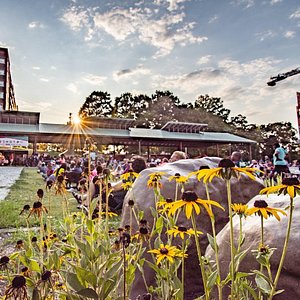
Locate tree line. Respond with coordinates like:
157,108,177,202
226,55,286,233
78,90,298,159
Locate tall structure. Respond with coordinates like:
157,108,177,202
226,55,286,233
0,47,18,111
297,92,300,136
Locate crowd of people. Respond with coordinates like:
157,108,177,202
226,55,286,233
35,144,298,215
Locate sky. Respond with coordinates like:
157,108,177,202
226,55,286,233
0,0,300,129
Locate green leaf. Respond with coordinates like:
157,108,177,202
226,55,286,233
65,272,86,291
77,288,98,299
241,282,258,300
255,274,272,295
29,259,41,272
155,216,164,234
86,219,95,235
207,233,217,252
207,270,218,289
235,272,250,280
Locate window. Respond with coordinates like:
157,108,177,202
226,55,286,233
0,92,3,99
0,58,5,64
0,69,4,75
0,81,4,87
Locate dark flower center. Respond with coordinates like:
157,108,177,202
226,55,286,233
140,219,148,225
254,200,268,208
178,226,187,232
41,270,51,281
23,204,30,210
199,165,210,170
128,200,135,206
57,175,64,184
0,256,9,264
16,240,23,245
125,225,130,230
182,191,198,202
31,237,37,243
218,159,235,168
174,173,181,177
33,201,42,209
160,248,169,255
139,227,149,235
37,189,44,199
12,275,26,288
282,177,299,186
166,198,173,203
21,267,29,272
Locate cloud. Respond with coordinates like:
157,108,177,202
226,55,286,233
230,0,255,9
40,78,49,82
208,15,218,24
32,66,41,70
61,5,206,57
60,6,90,32
113,65,151,81
197,55,212,65
270,0,282,5
66,83,79,94
284,31,296,39
166,0,191,11
289,8,300,19
17,99,52,112
82,73,107,85
255,30,276,41
28,21,44,29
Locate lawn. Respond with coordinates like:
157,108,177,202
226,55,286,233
0,167,78,228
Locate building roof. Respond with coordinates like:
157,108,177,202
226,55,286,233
0,122,256,144
161,121,208,133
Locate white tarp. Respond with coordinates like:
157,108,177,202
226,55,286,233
0,136,28,147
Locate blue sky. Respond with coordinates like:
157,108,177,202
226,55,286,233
1,0,300,128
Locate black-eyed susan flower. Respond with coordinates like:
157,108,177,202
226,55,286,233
19,204,30,215
121,170,139,181
4,275,28,300
147,177,162,189
128,199,135,207
231,203,249,217
54,175,67,195
190,158,259,183
16,240,24,249
31,236,38,243
168,191,224,219
247,200,287,221
27,201,48,218
21,267,31,278
148,244,182,265
121,181,133,190
120,232,131,248
260,177,300,199
156,197,173,213
41,270,52,282
100,211,118,218
148,171,165,181
37,189,44,199
0,256,9,270
168,173,188,184
167,226,202,239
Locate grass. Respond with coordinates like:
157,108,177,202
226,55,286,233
0,167,78,228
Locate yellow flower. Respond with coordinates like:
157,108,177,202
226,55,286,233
27,201,48,218
156,198,174,213
121,171,140,181
121,181,133,190
189,159,259,183
148,171,165,180
147,178,162,189
231,203,249,217
168,173,188,183
100,211,118,218
148,244,182,265
260,177,300,199
247,200,287,221
168,191,224,219
167,226,202,239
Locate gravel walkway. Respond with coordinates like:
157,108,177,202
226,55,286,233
0,166,23,201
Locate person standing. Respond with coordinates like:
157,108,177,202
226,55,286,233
271,143,289,177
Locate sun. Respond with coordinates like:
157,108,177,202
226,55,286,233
73,115,81,125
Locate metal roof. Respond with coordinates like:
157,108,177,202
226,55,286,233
129,128,256,143
0,122,256,144
161,121,208,133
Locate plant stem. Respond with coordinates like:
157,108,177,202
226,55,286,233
268,198,294,300
226,179,235,299
181,240,185,300
205,184,223,300
191,212,209,300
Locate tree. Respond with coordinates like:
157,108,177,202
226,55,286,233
113,93,151,119
79,91,113,118
194,95,231,122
